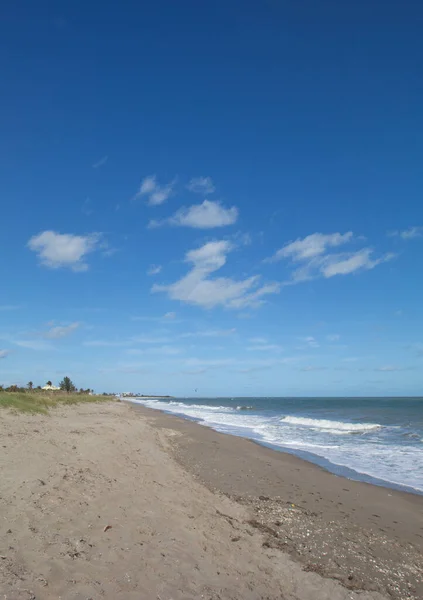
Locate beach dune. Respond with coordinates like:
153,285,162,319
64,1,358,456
0,401,420,599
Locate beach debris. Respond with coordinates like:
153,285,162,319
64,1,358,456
103,524,112,532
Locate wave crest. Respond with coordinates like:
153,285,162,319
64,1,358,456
281,416,381,433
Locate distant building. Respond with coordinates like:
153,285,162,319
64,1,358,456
42,384,60,391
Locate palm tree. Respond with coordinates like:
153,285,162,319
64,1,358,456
27,381,33,390
46,380,52,387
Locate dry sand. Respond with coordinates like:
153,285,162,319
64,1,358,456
0,401,420,600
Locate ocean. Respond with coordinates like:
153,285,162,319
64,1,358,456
128,396,423,495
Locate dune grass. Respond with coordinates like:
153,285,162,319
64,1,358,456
0,391,115,414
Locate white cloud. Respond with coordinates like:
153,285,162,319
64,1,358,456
181,368,208,375
247,344,283,352
297,336,319,349
249,337,268,344
152,240,279,309
149,200,238,229
126,345,182,356
139,175,156,195
131,335,172,344
14,340,52,351
131,312,180,323
300,365,327,372
0,349,10,359
388,226,423,240
183,356,301,370
320,249,394,278
187,176,215,194
147,264,162,276
327,334,340,342
82,197,94,216
180,328,236,338
83,340,128,347
270,232,353,262
134,175,175,206
92,155,108,169
374,365,410,372
43,322,80,339
269,231,394,284
230,283,280,309
246,336,282,352
28,231,102,271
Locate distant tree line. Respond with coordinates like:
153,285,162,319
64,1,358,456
0,377,95,394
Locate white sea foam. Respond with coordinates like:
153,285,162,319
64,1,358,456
281,416,381,432
127,397,423,492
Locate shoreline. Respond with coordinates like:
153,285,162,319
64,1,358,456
126,398,422,496
1,401,422,599
133,403,423,600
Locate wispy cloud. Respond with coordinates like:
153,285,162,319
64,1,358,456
126,345,182,356
247,344,283,352
163,312,176,320
268,231,394,284
327,334,340,342
187,176,215,195
92,155,108,169
147,264,162,276
319,249,394,279
298,336,320,348
374,365,412,372
180,368,208,375
300,365,327,372
180,328,236,338
82,197,94,216
0,349,10,359
28,231,103,271
131,313,180,323
269,232,354,262
249,337,268,344
131,335,172,344
149,200,238,229
246,336,283,352
43,322,80,339
83,340,129,347
152,240,279,309
0,305,21,311
14,340,53,351
133,175,175,206
234,365,272,374
183,356,302,370
388,226,423,240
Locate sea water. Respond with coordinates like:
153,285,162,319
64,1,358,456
128,396,423,494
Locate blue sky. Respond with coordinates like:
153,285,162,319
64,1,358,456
1,1,422,396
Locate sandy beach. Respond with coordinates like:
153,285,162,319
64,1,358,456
1,401,421,600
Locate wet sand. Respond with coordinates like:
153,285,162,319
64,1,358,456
136,404,423,600
0,400,421,599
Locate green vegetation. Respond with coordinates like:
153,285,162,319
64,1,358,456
0,391,114,414
59,376,77,393
0,376,114,414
